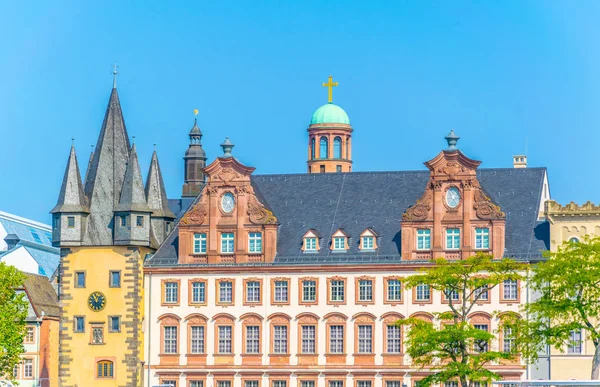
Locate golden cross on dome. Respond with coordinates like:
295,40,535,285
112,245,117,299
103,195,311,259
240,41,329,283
322,75,338,103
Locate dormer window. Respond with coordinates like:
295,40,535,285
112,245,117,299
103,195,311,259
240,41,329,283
331,229,349,251
302,230,320,253
359,228,378,251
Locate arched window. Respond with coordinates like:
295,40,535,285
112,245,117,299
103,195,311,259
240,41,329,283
319,137,328,159
333,137,342,158
97,360,114,378
311,138,315,160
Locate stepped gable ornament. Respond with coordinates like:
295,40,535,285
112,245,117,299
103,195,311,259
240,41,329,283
473,187,505,220
402,184,433,221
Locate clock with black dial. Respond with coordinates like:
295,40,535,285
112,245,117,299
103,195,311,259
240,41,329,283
88,291,106,312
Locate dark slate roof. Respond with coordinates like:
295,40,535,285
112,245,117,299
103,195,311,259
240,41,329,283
115,144,150,212
148,168,549,267
145,151,175,218
22,272,59,318
51,145,89,214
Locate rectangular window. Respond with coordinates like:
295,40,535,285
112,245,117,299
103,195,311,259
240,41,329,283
273,325,288,353
358,279,373,302
25,326,34,343
274,280,289,303
503,327,514,353
109,316,120,332
219,281,233,304
301,325,316,354
357,382,371,387
568,329,582,354
75,271,85,288
446,228,460,249
191,382,204,387
273,382,287,387
23,359,33,378
416,284,431,302
417,229,431,250
136,216,144,227
445,288,459,301
120,215,127,227
330,280,345,302
302,280,317,302
92,326,104,344
503,280,518,300
386,382,401,387
362,236,374,250
304,237,317,251
75,316,85,332
218,326,232,353
474,284,489,301
12,363,19,379
97,361,114,379
387,279,402,301
67,216,75,228
191,281,206,304
191,325,205,353
221,233,235,253
358,325,373,353
246,281,261,303
333,237,345,250
329,381,343,387
445,383,459,387
302,382,315,387
163,381,176,387
164,326,177,353
193,233,207,254
164,281,179,304
217,382,231,387
387,325,401,353
249,232,262,253
329,325,344,353
474,324,489,352
246,325,260,353
109,271,121,288
245,382,258,387
475,228,490,249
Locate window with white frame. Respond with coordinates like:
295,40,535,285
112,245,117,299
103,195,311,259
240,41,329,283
218,326,232,353
301,325,316,353
245,381,258,387
246,281,261,303
164,281,178,304
163,326,177,353
329,325,344,353
301,382,315,387
387,325,401,353
330,280,345,302
503,327,514,353
193,233,207,254
446,228,460,249
358,279,373,302
358,325,373,353
191,281,205,304
474,284,489,301
329,381,343,387
417,229,431,250
302,280,317,302
387,279,402,301
445,382,459,387
416,283,431,301
23,359,33,378
333,236,346,251
386,382,401,387
218,381,231,387
503,279,518,300
191,325,205,353
568,329,582,354
273,381,287,387
248,232,262,253
273,325,288,353
245,325,260,353
191,382,204,387
362,236,374,250
219,281,233,303
475,228,489,249
474,324,489,352
274,280,289,303
357,381,372,387
221,233,234,253
444,288,459,301
304,237,317,251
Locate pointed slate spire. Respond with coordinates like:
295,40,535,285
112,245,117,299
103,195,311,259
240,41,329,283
116,144,150,212
145,150,175,218
83,145,94,187
51,145,89,213
83,85,132,244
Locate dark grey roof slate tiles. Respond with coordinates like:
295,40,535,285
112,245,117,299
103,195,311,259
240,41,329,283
115,144,150,213
145,151,175,218
51,145,89,214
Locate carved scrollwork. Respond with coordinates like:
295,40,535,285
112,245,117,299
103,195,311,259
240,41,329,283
248,195,278,224
217,168,242,183
180,197,208,225
473,189,506,220
402,188,433,221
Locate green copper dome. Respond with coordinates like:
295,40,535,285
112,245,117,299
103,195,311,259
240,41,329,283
310,103,350,125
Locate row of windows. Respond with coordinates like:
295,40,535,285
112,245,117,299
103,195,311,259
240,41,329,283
310,136,348,160
56,215,172,233
416,228,490,251
162,278,520,306
193,232,263,254
12,359,34,380
74,270,121,288
160,380,415,387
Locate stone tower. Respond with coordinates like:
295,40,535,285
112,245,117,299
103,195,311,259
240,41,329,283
182,114,207,197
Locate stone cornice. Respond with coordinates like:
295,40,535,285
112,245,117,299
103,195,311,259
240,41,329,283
545,200,600,217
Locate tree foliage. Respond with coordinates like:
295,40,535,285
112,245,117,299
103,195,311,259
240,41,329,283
0,262,28,382
509,235,600,379
398,254,523,387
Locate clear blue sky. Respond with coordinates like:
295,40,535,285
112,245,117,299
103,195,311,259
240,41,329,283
1,1,599,223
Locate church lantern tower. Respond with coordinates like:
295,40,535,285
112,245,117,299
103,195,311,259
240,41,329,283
307,76,353,174
182,110,207,197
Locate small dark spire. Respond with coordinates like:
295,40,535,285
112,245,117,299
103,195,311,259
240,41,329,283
115,144,150,212
51,144,89,214
220,137,234,158
445,129,460,151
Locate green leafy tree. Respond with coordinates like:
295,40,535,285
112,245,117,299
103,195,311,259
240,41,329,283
398,254,523,387
0,262,28,382
509,235,600,379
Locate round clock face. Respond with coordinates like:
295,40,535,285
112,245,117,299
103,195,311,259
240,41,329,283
88,291,106,312
221,192,235,213
446,186,461,208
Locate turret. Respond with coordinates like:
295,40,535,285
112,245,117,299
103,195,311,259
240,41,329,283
182,111,207,197
146,149,176,247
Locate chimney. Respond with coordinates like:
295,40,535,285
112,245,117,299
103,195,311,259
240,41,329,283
513,155,527,168
4,233,20,250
